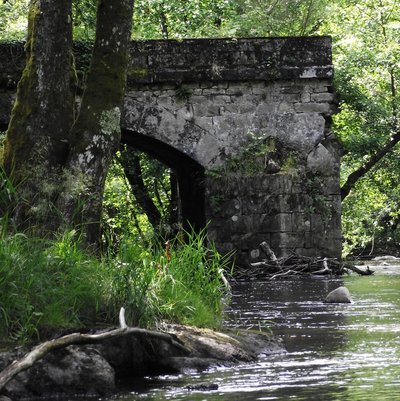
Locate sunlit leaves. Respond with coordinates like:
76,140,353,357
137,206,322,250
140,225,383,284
132,0,234,39
325,0,400,252
0,0,28,39
220,0,330,37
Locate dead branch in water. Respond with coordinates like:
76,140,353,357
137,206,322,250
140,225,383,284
0,308,188,393
240,242,374,280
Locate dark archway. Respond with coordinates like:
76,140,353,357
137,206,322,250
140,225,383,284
121,129,206,233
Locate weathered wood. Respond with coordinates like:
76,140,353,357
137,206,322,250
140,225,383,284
240,242,374,279
259,241,279,264
0,308,188,392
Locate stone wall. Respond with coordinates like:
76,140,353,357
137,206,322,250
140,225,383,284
120,38,340,263
0,37,341,265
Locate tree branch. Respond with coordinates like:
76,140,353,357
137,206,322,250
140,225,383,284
341,129,400,200
0,308,188,393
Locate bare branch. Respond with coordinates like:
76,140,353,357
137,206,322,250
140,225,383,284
0,308,188,392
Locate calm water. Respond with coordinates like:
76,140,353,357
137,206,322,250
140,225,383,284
110,261,400,401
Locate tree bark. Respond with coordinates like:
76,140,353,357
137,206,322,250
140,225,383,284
58,0,134,245
2,0,75,230
119,147,162,230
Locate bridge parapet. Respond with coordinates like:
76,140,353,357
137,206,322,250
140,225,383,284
126,36,333,84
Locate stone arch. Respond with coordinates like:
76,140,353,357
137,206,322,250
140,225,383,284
121,129,206,233
0,36,342,265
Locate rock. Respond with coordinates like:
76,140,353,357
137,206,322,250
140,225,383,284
0,345,115,399
158,325,284,372
0,325,285,399
325,286,352,303
186,382,219,391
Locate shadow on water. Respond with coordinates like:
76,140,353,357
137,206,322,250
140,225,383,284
80,263,400,400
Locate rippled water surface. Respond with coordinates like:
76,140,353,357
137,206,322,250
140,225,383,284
112,261,400,400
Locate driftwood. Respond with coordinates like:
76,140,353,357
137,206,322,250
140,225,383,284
0,308,188,393
259,241,279,265
243,242,374,280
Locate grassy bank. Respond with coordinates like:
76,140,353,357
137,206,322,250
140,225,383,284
0,228,231,343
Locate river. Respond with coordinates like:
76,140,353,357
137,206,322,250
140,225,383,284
109,260,400,400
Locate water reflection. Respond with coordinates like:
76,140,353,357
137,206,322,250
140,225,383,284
93,267,400,400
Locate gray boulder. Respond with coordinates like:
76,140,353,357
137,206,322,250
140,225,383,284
325,286,352,303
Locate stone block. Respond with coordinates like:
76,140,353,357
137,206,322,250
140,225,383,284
270,232,305,249
306,143,337,175
193,101,222,118
292,213,311,231
294,102,333,114
226,87,244,96
201,87,227,96
192,116,213,133
304,232,313,248
310,214,324,232
301,92,311,103
260,175,283,195
310,92,336,103
242,194,280,215
280,194,308,213
252,102,278,116
261,213,293,232
280,85,304,94
324,177,341,195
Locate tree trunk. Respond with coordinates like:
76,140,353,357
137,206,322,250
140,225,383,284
2,0,75,231
57,0,134,245
119,147,162,230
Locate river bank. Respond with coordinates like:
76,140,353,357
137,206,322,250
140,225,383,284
0,325,284,400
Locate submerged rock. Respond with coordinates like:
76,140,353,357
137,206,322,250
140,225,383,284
186,382,219,391
0,325,284,400
325,286,352,303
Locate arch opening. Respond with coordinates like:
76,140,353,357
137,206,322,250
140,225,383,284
120,129,206,235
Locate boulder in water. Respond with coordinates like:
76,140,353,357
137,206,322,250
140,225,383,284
325,286,352,303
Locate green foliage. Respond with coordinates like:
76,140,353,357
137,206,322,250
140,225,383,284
107,228,231,329
72,0,97,39
0,220,231,342
0,0,29,40
132,0,235,39
208,134,276,177
220,0,330,37
0,230,106,342
102,152,173,247
322,0,400,253
341,156,400,256
156,229,231,328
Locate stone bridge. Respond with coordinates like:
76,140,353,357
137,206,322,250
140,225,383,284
0,37,341,266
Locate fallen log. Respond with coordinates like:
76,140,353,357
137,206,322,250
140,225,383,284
0,308,188,393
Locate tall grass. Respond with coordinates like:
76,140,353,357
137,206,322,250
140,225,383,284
0,230,106,342
107,229,232,329
0,226,231,343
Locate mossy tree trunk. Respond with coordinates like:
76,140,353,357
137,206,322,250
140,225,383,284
2,0,134,246
57,0,134,245
2,0,75,231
